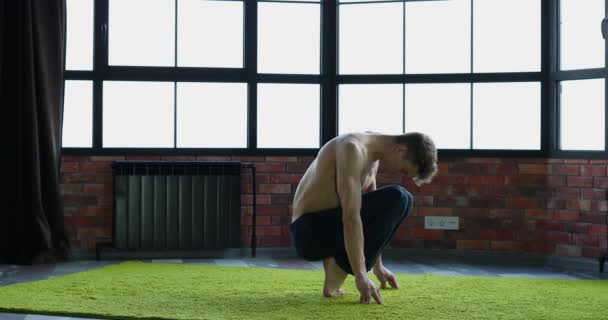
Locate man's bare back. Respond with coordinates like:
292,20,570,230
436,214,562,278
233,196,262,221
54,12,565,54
292,132,379,222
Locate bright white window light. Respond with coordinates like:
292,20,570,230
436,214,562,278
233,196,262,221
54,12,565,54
62,80,93,147
103,81,175,148
339,84,403,135
176,83,247,148
560,79,605,150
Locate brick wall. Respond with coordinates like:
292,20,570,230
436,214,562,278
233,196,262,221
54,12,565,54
60,155,608,259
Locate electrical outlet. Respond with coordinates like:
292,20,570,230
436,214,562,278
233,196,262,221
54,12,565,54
424,216,459,230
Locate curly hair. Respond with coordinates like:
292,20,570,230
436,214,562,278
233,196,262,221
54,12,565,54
394,132,438,186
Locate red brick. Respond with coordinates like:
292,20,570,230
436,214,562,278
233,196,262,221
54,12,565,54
256,226,282,236
590,160,608,164
486,164,518,175
479,230,515,241
525,209,548,219
258,184,291,194
579,213,606,224
126,156,161,160
62,173,96,183
66,217,101,228
488,209,523,219
509,197,544,209
551,210,580,221
535,220,565,231
580,165,606,176
257,205,289,215
546,176,566,186
417,207,453,216
61,162,79,173
563,222,590,234
555,187,579,199
413,229,445,240
453,208,488,218
265,156,298,163
89,156,125,162
433,196,469,207
544,231,571,243
556,244,582,257
572,234,601,247
564,159,589,164
79,206,112,216
96,174,113,183
270,194,294,205
60,184,83,194
581,189,606,200
79,162,112,173
591,200,608,212
195,156,232,161
161,156,195,160
593,177,608,188
61,156,87,161
589,225,607,236
567,176,593,187
465,158,502,164
491,241,524,252
63,207,78,217
457,240,489,250
505,176,546,185
551,165,580,175
565,200,591,211
97,195,113,206
582,247,602,259
62,194,97,206
270,174,303,184
256,163,286,173
231,156,265,162
286,163,311,173
449,164,482,174
548,159,564,163
519,164,550,175
241,194,271,205
83,184,113,194
242,215,271,226
437,163,450,175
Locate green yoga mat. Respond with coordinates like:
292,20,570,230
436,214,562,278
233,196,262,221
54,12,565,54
0,261,605,320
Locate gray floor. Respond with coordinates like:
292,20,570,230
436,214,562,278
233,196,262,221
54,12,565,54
1,252,606,320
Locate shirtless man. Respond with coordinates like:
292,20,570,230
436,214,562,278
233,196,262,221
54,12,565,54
290,131,438,305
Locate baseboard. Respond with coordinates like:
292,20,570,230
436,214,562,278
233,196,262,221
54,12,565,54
70,246,602,273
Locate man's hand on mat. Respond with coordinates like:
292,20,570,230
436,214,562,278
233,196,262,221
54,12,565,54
355,275,383,305
373,266,399,289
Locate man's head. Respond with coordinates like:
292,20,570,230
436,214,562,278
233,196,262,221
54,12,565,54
382,132,438,186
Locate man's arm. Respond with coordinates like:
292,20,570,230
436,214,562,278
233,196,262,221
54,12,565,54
336,142,366,278
364,176,384,270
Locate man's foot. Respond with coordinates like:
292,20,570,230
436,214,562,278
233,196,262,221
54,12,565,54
322,257,348,298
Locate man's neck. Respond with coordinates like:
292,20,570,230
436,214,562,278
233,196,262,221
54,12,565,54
362,132,395,162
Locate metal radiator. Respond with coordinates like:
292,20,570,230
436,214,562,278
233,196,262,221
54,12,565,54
109,161,245,252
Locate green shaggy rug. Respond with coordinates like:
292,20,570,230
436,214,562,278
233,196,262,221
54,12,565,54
0,261,605,320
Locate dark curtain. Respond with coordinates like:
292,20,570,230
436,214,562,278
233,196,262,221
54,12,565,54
0,0,70,265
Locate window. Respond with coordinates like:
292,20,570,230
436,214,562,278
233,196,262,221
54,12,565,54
65,0,93,70
560,0,605,70
177,83,248,148
258,2,320,74
108,0,175,66
178,0,243,68
405,0,471,74
62,81,93,147
103,81,175,148
473,82,541,150
257,84,320,148
339,84,403,135
405,83,471,149
339,2,403,74
560,79,605,151
473,0,541,73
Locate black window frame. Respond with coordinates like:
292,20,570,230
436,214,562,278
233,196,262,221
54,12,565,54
62,0,608,160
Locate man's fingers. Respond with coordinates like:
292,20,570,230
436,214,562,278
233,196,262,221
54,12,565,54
380,280,387,289
372,289,383,305
389,277,399,289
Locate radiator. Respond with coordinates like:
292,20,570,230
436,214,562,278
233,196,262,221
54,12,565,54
110,161,245,251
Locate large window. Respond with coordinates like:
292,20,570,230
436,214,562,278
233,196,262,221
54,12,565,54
63,0,608,157
557,0,607,154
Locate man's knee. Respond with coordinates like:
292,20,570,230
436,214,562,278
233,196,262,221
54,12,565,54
384,185,414,214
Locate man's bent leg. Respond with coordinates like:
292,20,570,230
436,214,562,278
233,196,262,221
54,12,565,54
334,185,413,275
